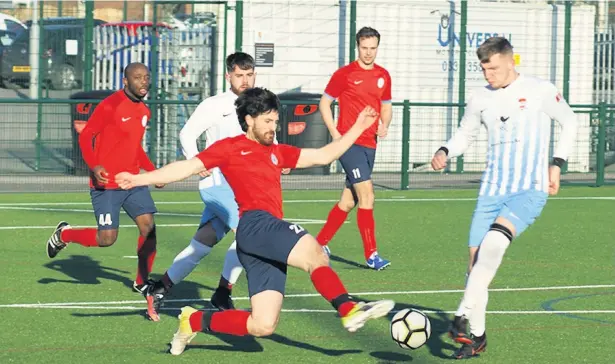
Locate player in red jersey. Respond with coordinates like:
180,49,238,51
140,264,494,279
45,63,163,319
115,87,395,355
316,27,392,270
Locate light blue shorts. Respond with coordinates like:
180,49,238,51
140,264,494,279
199,183,239,242
468,189,548,247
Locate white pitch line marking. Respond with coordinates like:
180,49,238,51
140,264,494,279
1,305,614,315
0,196,614,207
1,284,613,309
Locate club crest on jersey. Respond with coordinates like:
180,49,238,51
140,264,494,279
518,98,527,110
141,115,148,127
271,153,278,165
377,77,385,88
555,93,563,103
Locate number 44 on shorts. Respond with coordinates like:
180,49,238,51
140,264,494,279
289,224,304,234
99,213,112,226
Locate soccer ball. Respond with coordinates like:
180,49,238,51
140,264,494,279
390,308,431,350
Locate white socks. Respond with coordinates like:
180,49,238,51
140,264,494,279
167,239,211,284
470,290,489,337
166,239,244,287
456,230,511,336
221,240,244,285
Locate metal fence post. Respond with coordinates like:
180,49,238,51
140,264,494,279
561,0,572,174
401,100,411,190
596,102,607,187
222,1,229,91
235,0,243,51
456,0,468,174
35,1,44,171
349,0,356,63
83,0,94,92
150,4,160,166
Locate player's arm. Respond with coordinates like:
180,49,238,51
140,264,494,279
320,69,346,139
542,84,578,167
78,102,111,183
378,71,393,137
120,158,206,188
179,98,216,159
431,94,482,170
319,96,340,139
541,84,579,195
380,103,392,129
137,148,156,172
116,140,228,189
294,106,378,168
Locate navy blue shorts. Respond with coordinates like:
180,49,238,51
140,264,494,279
90,186,157,230
235,210,308,297
339,144,376,188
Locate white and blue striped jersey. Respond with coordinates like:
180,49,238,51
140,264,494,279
179,91,243,189
445,74,578,197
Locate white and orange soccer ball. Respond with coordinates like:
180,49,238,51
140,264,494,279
390,308,431,350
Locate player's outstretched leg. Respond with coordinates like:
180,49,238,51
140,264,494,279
211,240,243,310
46,222,100,258
290,234,395,332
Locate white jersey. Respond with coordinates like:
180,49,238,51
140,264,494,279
445,74,578,197
179,91,243,189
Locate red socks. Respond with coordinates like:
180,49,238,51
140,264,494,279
210,310,250,336
187,268,356,337
357,208,377,260
189,310,250,336
317,205,378,261
60,228,98,247
316,204,348,246
135,228,157,285
310,266,356,317
189,311,204,331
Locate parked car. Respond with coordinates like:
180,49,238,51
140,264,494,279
0,24,83,90
25,17,106,28
0,13,26,43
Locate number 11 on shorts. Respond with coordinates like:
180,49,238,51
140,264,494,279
352,168,361,179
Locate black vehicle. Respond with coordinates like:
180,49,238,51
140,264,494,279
0,24,84,90
0,29,17,52
24,17,106,28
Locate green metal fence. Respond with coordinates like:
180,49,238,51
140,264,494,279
0,97,613,192
0,1,614,192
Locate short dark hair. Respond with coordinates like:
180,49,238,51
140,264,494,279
476,37,513,63
226,52,255,73
356,26,380,46
235,87,280,132
123,62,148,77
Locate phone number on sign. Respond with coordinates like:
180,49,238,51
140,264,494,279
441,61,483,72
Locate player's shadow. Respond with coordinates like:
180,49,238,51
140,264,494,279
350,295,457,361
38,255,133,287
329,254,368,270
182,331,362,357
71,279,219,320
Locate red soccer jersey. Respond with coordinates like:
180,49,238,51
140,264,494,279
79,90,155,189
324,61,392,149
196,135,301,219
